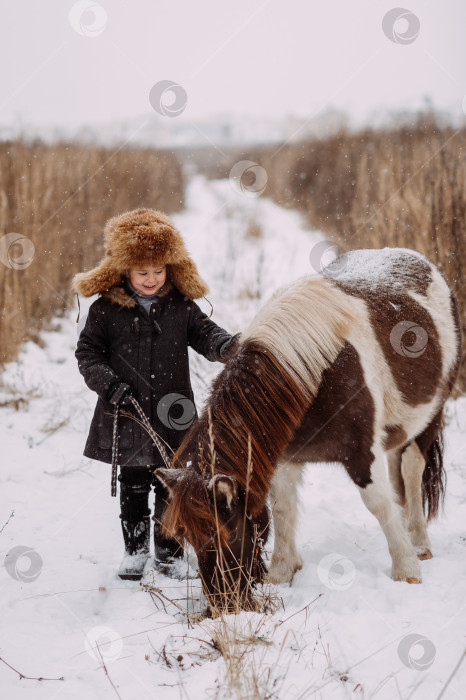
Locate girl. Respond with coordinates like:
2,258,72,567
73,208,239,580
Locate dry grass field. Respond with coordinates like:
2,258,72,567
0,141,184,366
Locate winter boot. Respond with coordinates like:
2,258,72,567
152,480,184,576
153,516,183,565
118,515,151,580
117,467,152,580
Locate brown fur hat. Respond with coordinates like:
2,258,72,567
71,208,209,300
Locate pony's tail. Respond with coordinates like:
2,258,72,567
416,412,446,521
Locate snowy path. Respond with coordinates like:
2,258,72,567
1,176,466,700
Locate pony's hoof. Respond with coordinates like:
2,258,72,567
391,556,421,583
266,556,303,585
417,548,433,560
266,569,292,585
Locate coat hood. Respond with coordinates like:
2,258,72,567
71,208,209,301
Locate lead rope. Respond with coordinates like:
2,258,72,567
110,395,174,497
111,405,120,497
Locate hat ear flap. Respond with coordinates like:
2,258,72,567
169,259,209,300
71,258,123,297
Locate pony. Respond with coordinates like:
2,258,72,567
155,248,461,611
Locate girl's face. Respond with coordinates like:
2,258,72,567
128,265,167,296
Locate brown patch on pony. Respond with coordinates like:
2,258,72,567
282,342,375,488
332,281,442,407
165,338,312,548
383,424,408,451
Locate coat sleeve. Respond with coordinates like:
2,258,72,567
75,301,124,401
187,301,237,363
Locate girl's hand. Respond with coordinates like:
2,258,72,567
219,333,241,360
108,382,133,406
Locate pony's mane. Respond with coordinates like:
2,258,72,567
242,275,356,394
164,276,355,547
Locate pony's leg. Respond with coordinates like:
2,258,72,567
267,461,304,584
358,447,421,582
387,447,405,508
401,442,433,560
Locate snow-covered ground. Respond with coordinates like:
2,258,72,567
1,175,465,699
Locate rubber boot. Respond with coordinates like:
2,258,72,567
118,515,150,580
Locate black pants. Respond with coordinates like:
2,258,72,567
118,465,170,525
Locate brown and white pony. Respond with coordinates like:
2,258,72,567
156,248,461,611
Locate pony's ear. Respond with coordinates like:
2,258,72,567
153,468,181,499
208,474,238,510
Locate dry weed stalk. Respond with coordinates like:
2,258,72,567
94,644,122,700
0,509,14,535
0,655,64,682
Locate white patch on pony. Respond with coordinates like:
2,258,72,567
242,276,357,399
208,474,238,509
340,293,404,438
400,442,432,553
267,461,304,584
358,445,421,581
409,264,459,386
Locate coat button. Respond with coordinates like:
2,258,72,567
151,374,155,378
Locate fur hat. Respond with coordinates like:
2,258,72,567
71,208,209,300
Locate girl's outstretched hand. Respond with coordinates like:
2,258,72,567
219,333,241,361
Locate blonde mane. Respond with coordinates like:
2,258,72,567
242,275,356,397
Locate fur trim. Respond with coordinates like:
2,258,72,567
101,279,175,308
72,208,209,300
102,286,137,308
71,258,123,297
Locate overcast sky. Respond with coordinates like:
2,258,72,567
1,0,465,133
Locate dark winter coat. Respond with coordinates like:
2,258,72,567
76,280,234,466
